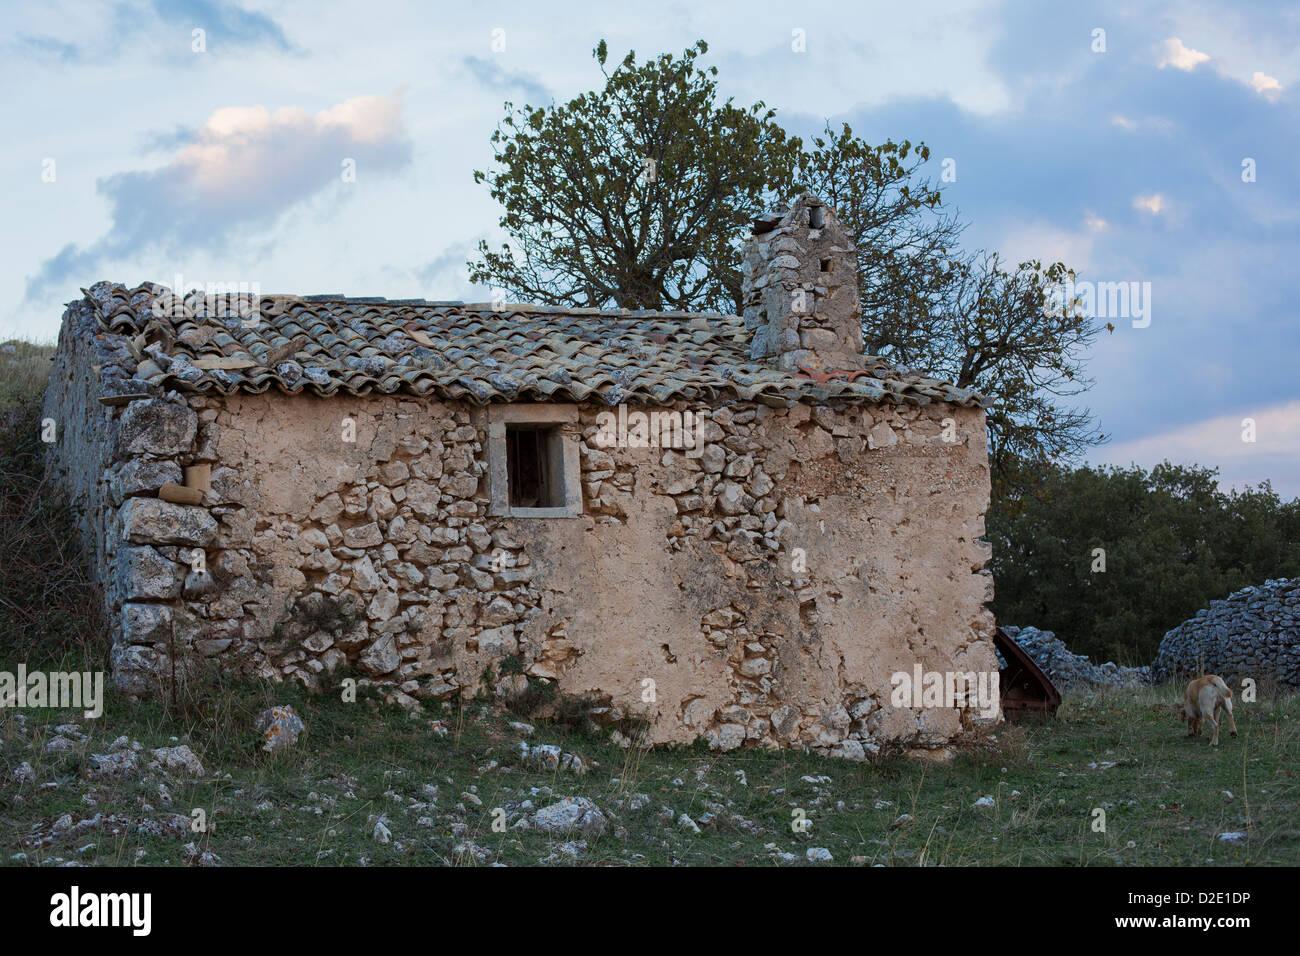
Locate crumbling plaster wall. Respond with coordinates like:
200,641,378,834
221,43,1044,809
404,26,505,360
48,324,996,757
154,390,996,756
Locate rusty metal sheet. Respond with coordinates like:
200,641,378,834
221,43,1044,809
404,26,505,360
994,627,1062,716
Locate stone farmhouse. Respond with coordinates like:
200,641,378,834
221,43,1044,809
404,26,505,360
45,195,997,757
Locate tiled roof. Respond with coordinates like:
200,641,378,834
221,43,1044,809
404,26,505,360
76,281,983,408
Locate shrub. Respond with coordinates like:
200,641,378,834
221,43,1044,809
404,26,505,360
0,395,106,670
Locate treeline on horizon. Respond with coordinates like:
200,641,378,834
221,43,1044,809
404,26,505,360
988,460,1300,666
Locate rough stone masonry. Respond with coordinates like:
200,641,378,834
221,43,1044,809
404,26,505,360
43,193,998,758
1151,577,1300,688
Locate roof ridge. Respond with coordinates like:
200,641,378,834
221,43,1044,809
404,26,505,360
86,283,741,321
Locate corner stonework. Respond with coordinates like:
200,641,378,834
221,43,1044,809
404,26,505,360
105,396,209,694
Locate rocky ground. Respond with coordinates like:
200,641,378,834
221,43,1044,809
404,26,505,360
3,678,1297,866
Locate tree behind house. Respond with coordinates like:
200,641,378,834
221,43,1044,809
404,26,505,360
469,39,799,314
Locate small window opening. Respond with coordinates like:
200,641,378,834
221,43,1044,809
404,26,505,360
820,258,833,273
506,424,563,508
809,205,825,229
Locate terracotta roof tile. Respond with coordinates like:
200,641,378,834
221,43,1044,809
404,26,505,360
76,281,983,408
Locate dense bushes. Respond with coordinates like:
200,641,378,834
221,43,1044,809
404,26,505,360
988,461,1300,666
0,344,106,669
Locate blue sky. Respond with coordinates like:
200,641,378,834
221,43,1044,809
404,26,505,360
2,0,1297,495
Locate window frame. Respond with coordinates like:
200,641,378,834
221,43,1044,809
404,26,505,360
486,403,583,518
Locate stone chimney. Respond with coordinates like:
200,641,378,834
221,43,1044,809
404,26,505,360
741,194,865,373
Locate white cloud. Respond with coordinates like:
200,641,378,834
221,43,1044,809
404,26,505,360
1098,400,1300,498
1158,7,1297,98
1153,34,1287,100
23,92,413,301
1133,194,1165,215
1250,71,1283,99
997,219,1099,272
177,94,408,196
1158,37,1211,71
1109,114,1174,133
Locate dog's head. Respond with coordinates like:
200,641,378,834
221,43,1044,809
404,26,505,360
1174,703,1200,732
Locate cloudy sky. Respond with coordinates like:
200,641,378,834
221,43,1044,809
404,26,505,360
2,0,1297,495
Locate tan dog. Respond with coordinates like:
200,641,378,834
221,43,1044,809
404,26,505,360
1182,675,1237,745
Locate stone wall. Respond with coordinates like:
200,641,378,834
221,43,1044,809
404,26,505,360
42,299,196,688
1001,626,1149,690
50,356,997,755
44,299,119,588
1150,578,1300,687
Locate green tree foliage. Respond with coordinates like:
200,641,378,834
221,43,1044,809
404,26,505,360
988,460,1300,665
0,393,105,668
469,40,801,313
938,253,1105,496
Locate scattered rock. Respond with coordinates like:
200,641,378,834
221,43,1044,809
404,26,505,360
520,742,561,770
181,843,222,866
559,752,587,774
86,751,139,780
255,706,305,752
517,742,586,774
148,746,205,777
453,841,492,864
524,797,608,838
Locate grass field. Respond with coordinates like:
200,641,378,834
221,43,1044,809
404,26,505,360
2,676,1296,867
0,341,54,407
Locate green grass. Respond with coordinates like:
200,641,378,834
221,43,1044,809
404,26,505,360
2,677,1296,866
